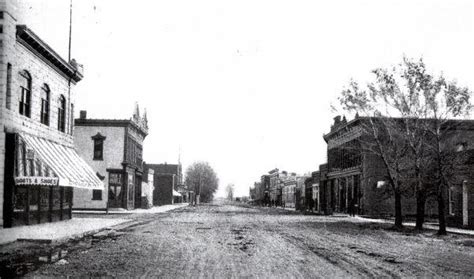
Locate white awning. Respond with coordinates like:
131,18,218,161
14,132,104,189
172,190,182,197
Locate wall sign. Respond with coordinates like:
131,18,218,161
15,176,59,186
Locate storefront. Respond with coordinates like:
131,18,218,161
3,133,103,227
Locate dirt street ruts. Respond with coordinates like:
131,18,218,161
20,204,474,278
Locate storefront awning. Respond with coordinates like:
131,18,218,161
14,133,104,189
172,190,182,197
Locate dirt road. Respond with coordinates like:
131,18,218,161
26,204,474,278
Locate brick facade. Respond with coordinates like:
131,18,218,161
321,116,474,228
1,1,83,226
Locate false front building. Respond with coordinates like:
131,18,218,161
0,1,103,227
72,107,148,210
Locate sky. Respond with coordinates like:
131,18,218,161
16,0,474,197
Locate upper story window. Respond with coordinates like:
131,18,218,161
19,70,31,117
91,133,106,160
40,84,50,125
6,63,12,110
58,95,66,132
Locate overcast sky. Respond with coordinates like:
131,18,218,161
17,0,474,197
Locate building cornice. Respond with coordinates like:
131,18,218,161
16,25,83,83
75,118,148,137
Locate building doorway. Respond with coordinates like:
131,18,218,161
108,172,123,208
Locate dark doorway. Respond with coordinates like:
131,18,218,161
3,133,15,227
134,174,142,209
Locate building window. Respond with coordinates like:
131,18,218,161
40,84,50,125
6,63,12,110
91,132,106,160
58,95,66,132
19,70,31,117
92,189,102,200
448,187,455,215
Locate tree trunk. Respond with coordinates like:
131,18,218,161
415,191,425,230
437,186,447,235
394,189,403,229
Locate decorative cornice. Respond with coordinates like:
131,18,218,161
75,118,148,137
16,25,83,83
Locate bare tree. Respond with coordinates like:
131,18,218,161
340,82,409,229
338,57,472,233
225,183,235,201
185,161,219,204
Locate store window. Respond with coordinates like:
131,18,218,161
19,70,31,117
91,133,106,160
40,84,50,125
92,189,102,200
58,95,66,132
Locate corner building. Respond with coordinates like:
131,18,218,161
73,108,148,210
0,2,103,227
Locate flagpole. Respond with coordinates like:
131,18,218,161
68,0,72,62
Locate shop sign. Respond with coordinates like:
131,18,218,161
15,176,59,186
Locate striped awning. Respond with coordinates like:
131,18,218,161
14,133,104,189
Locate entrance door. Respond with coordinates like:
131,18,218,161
108,172,123,208
134,175,142,209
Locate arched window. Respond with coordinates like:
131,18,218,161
58,95,66,132
40,84,50,125
19,70,31,117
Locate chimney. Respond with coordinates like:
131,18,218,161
79,110,87,119
334,115,341,125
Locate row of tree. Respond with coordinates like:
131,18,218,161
337,57,472,234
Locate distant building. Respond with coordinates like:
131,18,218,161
0,1,102,227
144,163,183,206
282,177,296,208
72,106,148,210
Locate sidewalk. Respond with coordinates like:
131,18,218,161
354,216,474,236
72,203,188,215
0,218,129,245
0,203,189,245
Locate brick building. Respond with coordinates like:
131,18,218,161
72,106,148,210
320,115,474,228
144,163,183,206
0,1,103,227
